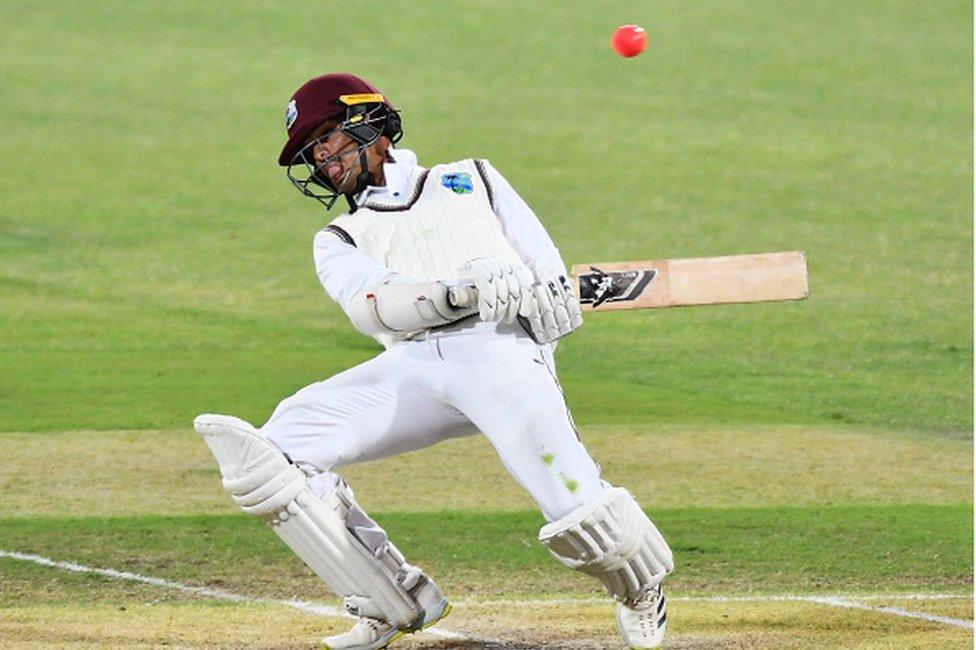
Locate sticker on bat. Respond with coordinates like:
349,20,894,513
578,267,657,307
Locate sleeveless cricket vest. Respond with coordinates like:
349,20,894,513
328,159,529,284
327,160,531,347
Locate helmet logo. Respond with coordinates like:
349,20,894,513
285,99,298,130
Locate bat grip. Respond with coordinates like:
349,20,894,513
447,284,478,310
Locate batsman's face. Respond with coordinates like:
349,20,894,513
305,120,387,193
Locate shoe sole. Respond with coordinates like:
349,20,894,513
385,601,452,649
322,602,453,650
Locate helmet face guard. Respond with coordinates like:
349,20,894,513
286,95,402,211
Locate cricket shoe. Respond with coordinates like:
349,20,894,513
322,577,451,650
616,583,667,649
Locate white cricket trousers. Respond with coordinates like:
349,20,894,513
261,323,603,521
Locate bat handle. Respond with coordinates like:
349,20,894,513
448,284,478,310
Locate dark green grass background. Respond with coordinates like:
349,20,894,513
2,504,970,599
1,1,971,433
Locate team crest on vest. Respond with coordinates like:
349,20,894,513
441,172,473,195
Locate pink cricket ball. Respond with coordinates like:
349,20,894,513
611,24,647,58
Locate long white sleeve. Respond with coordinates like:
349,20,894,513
313,229,413,313
479,160,569,278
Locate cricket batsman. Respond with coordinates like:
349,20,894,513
194,73,673,649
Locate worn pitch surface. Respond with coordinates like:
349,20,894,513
1,428,971,647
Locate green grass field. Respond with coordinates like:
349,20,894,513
0,1,972,648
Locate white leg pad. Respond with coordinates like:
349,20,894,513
538,487,673,607
194,414,423,628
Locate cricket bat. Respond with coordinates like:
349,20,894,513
573,251,809,311
448,251,808,311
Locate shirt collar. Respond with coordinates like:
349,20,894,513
357,148,420,206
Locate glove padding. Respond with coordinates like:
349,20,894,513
524,272,583,344
460,258,536,324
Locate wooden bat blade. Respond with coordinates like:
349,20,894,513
572,251,808,312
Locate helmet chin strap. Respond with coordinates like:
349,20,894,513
344,148,373,214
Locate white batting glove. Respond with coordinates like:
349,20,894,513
524,272,583,343
460,258,536,324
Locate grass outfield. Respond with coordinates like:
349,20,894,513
0,0,972,648
1,0,971,433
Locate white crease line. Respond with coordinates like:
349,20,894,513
461,594,974,630
805,596,974,630
3,550,972,632
0,550,473,642
464,593,973,606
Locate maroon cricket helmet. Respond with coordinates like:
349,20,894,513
278,73,396,166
